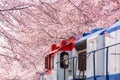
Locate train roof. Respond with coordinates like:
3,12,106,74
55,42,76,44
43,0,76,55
75,19,120,45
106,20,120,33
75,28,106,45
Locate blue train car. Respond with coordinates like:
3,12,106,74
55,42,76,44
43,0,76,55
44,20,120,80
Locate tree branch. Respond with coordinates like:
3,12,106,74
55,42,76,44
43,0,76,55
0,5,33,12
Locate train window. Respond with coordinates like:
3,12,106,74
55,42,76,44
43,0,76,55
45,56,48,69
45,54,54,70
78,52,86,71
50,54,54,69
60,52,69,69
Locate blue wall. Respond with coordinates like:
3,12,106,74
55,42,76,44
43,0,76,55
87,73,120,80
74,73,120,80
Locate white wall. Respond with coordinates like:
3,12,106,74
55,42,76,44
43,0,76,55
105,29,120,75
87,35,105,78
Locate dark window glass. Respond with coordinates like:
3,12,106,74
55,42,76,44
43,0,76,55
60,52,69,69
78,52,86,71
45,56,48,69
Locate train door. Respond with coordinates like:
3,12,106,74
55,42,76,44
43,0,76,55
75,40,87,79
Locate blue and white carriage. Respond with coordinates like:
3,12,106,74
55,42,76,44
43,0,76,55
104,20,120,80
44,20,120,80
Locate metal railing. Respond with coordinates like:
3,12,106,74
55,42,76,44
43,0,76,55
85,42,120,80
56,42,120,80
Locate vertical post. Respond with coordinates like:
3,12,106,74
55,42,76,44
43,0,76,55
73,57,75,80
83,70,85,80
106,47,109,80
82,54,85,80
41,73,44,80
93,51,96,80
64,67,66,80
63,60,66,80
